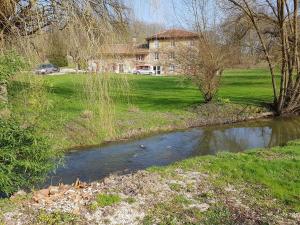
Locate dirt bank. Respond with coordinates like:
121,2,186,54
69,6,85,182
2,169,298,225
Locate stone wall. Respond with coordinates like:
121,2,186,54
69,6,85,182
148,38,197,75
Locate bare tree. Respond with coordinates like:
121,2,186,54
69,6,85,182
176,0,233,103
0,0,128,40
225,0,300,115
129,20,165,43
176,34,229,103
221,14,262,66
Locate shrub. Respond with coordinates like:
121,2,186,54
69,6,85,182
48,55,68,67
0,118,60,195
0,52,26,105
0,52,26,83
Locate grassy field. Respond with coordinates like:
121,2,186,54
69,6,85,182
44,67,274,112
9,68,275,149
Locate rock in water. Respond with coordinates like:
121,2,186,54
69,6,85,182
139,144,146,149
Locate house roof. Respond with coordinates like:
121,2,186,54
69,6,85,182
100,44,149,56
146,29,199,40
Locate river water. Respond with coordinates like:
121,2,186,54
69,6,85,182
45,116,300,186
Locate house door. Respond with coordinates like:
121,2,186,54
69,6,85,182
153,66,161,75
119,64,124,73
112,64,117,72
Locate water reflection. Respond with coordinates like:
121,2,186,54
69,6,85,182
193,126,272,156
46,116,300,186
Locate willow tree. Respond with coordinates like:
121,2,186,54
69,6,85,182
225,0,300,115
0,0,128,100
0,52,25,109
0,0,127,41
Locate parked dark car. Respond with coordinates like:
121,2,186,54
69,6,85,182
35,64,60,75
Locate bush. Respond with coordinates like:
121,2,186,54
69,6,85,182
0,52,26,83
48,54,68,67
0,118,60,195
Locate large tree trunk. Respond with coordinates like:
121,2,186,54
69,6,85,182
227,0,300,115
0,82,8,104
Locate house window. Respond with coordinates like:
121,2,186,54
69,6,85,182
169,52,175,60
171,40,176,47
154,52,159,60
154,40,159,48
136,55,144,61
154,65,161,75
119,64,124,73
169,64,175,72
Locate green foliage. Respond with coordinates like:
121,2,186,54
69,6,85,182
94,193,121,207
0,118,60,195
47,30,68,68
36,210,81,225
48,55,68,67
0,52,26,83
77,58,88,70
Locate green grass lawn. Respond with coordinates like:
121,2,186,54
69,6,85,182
9,68,275,149
44,67,274,112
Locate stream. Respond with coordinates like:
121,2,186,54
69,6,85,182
45,116,300,186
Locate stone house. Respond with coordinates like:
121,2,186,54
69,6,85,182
89,29,199,75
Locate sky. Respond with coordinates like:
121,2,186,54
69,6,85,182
125,0,188,28
124,0,222,30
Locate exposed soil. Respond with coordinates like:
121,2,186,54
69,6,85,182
2,170,298,225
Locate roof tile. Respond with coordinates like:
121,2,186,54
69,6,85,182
146,29,199,40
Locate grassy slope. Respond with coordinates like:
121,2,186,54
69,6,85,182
9,68,275,148
145,140,300,225
150,140,300,212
